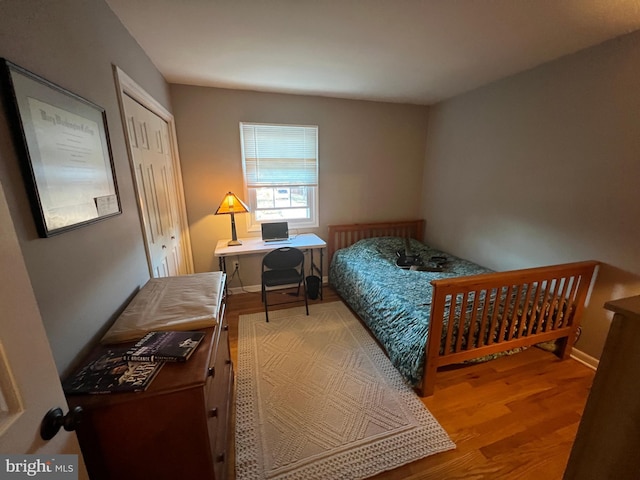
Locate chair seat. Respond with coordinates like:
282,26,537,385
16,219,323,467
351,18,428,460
263,269,303,287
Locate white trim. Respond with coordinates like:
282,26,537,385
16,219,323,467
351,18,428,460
570,348,599,370
228,284,261,295
240,122,320,231
112,66,194,275
227,276,328,295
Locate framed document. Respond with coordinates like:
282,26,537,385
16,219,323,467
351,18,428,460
1,59,121,237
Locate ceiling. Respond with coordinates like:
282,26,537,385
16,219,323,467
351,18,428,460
105,0,640,105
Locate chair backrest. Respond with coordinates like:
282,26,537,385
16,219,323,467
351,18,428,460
262,247,304,272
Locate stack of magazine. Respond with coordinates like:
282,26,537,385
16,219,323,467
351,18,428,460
63,331,205,395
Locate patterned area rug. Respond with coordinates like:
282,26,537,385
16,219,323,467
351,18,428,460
236,301,455,480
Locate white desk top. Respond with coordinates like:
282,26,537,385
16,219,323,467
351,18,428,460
214,233,326,257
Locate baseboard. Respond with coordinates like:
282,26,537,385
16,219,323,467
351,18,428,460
570,348,599,370
228,284,261,295
228,276,328,296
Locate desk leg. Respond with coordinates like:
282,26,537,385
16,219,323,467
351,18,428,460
218,257,228,296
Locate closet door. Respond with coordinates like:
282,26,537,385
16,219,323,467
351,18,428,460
123,94,185,277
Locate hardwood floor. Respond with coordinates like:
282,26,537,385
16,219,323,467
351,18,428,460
226,286,594,480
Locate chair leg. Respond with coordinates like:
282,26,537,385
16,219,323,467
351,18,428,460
264,290,269,322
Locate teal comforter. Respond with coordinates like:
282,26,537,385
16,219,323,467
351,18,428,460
328,237,492,387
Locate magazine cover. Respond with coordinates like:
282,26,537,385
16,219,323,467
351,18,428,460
63,347,163,394
122,331,206,362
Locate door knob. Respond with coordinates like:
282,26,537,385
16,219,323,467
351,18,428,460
40,406,83,440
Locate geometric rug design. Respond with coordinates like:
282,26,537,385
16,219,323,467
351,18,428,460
236,301,455,480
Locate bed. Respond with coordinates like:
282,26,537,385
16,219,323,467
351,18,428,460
328,219,598,396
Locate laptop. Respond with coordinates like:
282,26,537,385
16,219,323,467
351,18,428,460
261,222,290,243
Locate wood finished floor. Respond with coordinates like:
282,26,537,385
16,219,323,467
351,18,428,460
226,286,595,480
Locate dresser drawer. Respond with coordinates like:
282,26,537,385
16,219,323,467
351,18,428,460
206,314,233,474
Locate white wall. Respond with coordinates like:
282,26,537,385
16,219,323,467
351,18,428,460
0,0,170,374
421,31,640,360
169,86,430,286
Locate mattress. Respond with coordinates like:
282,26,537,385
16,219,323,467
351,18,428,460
329,237,491,386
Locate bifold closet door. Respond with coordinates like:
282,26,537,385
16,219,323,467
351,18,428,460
123,94,185,277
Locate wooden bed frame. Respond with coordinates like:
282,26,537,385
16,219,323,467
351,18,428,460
327,219,598,396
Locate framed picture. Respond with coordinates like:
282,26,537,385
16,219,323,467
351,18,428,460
1,59,121,237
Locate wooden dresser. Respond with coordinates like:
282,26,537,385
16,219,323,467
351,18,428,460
563,295,640,479
66,277,233,480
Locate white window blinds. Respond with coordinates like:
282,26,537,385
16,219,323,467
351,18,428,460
240,123,318,187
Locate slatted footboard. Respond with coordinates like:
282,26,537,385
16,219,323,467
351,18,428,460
422,260,598,396
327,219,599,397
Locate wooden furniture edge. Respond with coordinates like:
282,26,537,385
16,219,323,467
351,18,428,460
327,219,425,262
420,260,599,396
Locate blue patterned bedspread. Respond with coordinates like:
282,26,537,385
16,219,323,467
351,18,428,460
329,237,492,387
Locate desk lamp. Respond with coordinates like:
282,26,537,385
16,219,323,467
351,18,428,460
215,192,250,246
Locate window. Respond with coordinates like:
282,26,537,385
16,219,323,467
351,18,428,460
240,122,319,230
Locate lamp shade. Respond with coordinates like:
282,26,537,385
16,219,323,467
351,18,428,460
215,192,249,246
215,192,249,215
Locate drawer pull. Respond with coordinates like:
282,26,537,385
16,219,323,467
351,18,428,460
216,452,225,463
223,324,229,331
225,359,232,365
209,408,218,418
208,366,215,377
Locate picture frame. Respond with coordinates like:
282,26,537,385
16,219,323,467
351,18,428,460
1,59,121,237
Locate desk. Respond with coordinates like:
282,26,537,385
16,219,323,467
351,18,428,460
214,233,326,299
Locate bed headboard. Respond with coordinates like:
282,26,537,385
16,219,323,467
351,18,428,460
327,219,426,262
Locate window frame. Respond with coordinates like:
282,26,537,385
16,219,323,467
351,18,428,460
240,122,319,232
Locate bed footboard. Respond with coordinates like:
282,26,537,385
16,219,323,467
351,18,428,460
420,260,599,396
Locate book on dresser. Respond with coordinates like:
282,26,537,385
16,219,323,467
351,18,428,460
63,346,163,395
122,330,206,362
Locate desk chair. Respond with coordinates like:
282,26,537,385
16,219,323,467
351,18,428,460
261,247,309,322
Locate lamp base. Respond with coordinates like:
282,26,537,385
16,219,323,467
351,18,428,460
227,212,243,246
